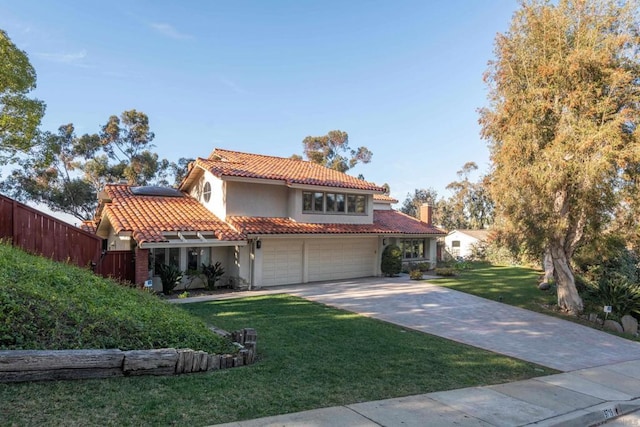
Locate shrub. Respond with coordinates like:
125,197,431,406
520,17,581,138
202,262,225,290
409,269,424,280
435,268,457,277
381,244,402,276
158,264,183,294
417,262,431,272
585,273,640,320
454,260,473,271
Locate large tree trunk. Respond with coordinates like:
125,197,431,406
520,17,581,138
549,241,583,315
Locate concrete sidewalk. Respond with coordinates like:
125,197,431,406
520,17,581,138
213,359,640,426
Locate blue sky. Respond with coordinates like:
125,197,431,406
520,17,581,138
1,1,519,220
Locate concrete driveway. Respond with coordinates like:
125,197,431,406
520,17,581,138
276,275,640,372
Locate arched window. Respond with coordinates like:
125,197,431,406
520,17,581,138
203,181,211,203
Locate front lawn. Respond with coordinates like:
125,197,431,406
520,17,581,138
432,263,557,312
0,294,556,426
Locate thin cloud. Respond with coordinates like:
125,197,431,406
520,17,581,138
35,50,90,67
217,76,249,95
149,22,193,40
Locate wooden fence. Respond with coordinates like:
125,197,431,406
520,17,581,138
0,194,135,283
97,250,135,283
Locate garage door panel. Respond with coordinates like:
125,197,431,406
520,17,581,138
262,240,303,286
308,238,376,282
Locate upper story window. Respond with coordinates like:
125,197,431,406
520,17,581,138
303,191,366,214
203,181,212,203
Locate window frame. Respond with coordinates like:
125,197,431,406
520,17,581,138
203,181,212,203
400,239,427,260
303,191,367,215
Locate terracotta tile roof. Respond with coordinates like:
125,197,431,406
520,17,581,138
227,210,446,236
101,184,245,244
193,148,385,192
374,210,446,235
79,220,97,234
373,194,398,203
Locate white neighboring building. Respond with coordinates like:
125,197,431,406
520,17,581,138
444,229,490,259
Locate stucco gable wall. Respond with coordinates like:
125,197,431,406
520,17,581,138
187,170,226,219
225,181,288,217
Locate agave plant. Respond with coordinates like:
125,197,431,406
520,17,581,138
158,264,183,295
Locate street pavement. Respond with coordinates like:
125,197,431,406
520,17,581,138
174,276,640,426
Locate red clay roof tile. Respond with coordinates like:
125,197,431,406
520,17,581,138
373,194,398,203
227,210,445,236
194,148,385,192
102,184,245,244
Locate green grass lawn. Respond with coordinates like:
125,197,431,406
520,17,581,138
0,242,233,354
0,294,556,426
432,263,557,312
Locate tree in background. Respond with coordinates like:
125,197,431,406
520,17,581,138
1,110,180,221
88,109,169,187
400,187,439,219
480,0,640,314
444,162,494,230
400,163,493,230
0,124,97,221
0,30,45,163
298,130,373,173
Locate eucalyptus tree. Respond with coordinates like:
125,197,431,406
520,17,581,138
480,0,640,314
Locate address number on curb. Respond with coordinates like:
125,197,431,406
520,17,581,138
602,406,619,419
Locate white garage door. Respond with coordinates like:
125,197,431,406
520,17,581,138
308,238,377,282
261,239,303,286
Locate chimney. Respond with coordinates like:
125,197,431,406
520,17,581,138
419,203,433,225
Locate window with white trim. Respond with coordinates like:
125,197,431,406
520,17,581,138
203,181,212,203
401,239,427,260
303,191,366,214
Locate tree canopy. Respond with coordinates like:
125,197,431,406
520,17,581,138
299,130,372,173
400,162,494,230
0,29,45,163
480,0,640,314
1,110,182,221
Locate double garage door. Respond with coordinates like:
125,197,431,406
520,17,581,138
261,238,377,287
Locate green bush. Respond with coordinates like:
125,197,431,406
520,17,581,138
158,263,183,294
0,243,234,353
575,235,640,286
417,262,431,272
409,269,424,280
202,261,225,290
381,244,402,276
585,273,640,319
434,268,457,277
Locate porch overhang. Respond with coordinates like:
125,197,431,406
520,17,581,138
138,231,247,249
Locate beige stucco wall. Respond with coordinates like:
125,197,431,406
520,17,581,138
225,181,288,217
188,171,227,220
107,227,132,251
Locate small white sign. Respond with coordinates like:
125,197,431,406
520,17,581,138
144,280,153,288
603,306,612,313
602,406,618,419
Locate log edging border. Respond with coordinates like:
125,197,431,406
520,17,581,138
0,328,257,383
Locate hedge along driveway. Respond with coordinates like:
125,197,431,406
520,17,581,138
280,276,640,371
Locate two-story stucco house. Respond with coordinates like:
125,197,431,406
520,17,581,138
88,148,446,291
